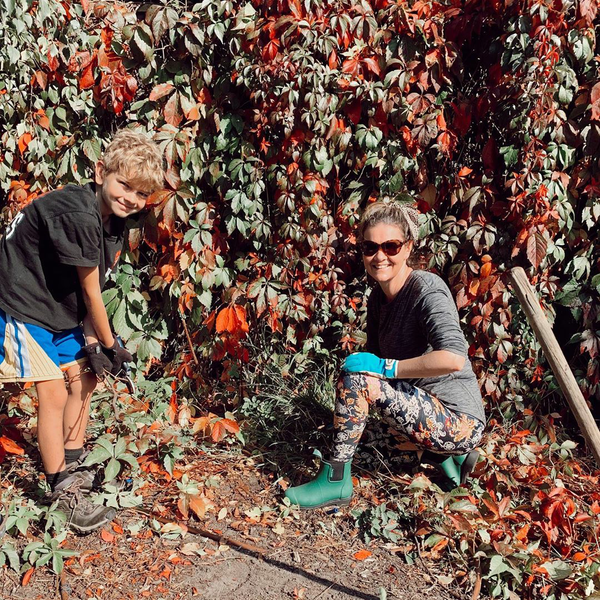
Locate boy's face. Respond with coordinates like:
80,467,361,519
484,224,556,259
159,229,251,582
95,162,151,220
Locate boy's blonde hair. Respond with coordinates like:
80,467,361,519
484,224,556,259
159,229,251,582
101,130,165,193
359,197,420,242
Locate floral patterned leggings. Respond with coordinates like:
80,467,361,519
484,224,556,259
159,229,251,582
332,373,485,462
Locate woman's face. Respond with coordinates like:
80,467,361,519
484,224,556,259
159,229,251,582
362,222,412,288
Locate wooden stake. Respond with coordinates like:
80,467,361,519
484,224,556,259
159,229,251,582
508,267,600,465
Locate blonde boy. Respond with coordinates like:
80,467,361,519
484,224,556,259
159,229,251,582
0,130,164,533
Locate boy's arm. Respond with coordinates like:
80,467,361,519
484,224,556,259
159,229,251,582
76,266,113,347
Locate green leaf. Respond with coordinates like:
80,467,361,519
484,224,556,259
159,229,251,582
540,560,572,581
82,445,112,466
104,458,122,482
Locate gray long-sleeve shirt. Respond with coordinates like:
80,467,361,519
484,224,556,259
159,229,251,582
366,270,485,423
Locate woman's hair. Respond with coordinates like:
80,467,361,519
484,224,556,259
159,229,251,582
101,129,165,193
358,198,420,242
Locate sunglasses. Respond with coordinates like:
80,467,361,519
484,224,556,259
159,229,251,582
360,239,405,257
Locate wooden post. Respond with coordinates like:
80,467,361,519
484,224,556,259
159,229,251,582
508,267,600,465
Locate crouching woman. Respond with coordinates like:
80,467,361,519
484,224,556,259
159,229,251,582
285,200,486,509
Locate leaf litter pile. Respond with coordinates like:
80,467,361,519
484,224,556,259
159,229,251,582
2,443,447,600
3,382,600,600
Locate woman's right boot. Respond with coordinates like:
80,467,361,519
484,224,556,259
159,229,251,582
284,450,353,509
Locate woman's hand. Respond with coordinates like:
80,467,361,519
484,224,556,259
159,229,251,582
342,352,398,379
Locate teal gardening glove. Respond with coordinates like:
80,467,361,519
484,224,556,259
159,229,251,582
342,352,398,379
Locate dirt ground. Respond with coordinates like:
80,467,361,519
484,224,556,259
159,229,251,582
0,453,466,600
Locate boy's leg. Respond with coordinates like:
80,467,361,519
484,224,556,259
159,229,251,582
36,378,69,474
63,363,96,450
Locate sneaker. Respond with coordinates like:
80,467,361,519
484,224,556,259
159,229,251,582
66,451,97,492
50,473,116,534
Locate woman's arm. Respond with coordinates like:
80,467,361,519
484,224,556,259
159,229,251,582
392,349,465,378
343,349,464,379
77,265,113,347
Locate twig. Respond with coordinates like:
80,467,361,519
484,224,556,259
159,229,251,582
58,569,70,600
471,561,482,600
133,507,268,557
310,582,335,600
180,312,199,365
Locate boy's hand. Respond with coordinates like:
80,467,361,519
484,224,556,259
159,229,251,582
342,352,398,379
84,343,113,377
101,336,134,376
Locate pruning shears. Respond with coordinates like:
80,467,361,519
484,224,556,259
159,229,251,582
117,336,136,396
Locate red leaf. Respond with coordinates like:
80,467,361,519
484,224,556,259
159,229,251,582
150,83,174,101
353,550,372,561
579,0,597,25
345,101,362,125
482,137,497,171
262,40,280,62
164,93,183,127
0,436,24,455
341,57,359,76
362,57,380,76
79,62,96,90
590,82,600,121
328,49,337,70
526,230,547,269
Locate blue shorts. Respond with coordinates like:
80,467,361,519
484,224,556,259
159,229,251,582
0,308,87,382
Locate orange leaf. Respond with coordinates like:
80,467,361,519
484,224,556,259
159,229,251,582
458,167,472,177
101,529,115,543
18,133,32,155
216,306,235,333
22,567,34,586
216,305,249,335
211,420,226,443
149,82,174,101
112,523,124,534
480,262,492,278
353,549,372,561
189,495,206,520
192,415,211,435
0,436,24,455
221,418,239,434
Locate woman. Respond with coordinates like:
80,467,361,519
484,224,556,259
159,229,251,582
285,200,486,509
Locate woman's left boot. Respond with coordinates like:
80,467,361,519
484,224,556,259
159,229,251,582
421,450,480,489
285,450,353,509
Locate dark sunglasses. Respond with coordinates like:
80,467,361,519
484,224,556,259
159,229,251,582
360,239,405,257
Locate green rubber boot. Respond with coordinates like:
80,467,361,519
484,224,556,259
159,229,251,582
422,450,480,489
421,451,461,489
285,450,353,509
453,449,480,484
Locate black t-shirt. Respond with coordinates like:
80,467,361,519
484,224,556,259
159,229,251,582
0,184,124,332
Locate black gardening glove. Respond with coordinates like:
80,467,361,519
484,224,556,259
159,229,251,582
101,336,134,376
84,343,113,377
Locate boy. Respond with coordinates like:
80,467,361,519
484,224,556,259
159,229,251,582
0,130,164,533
